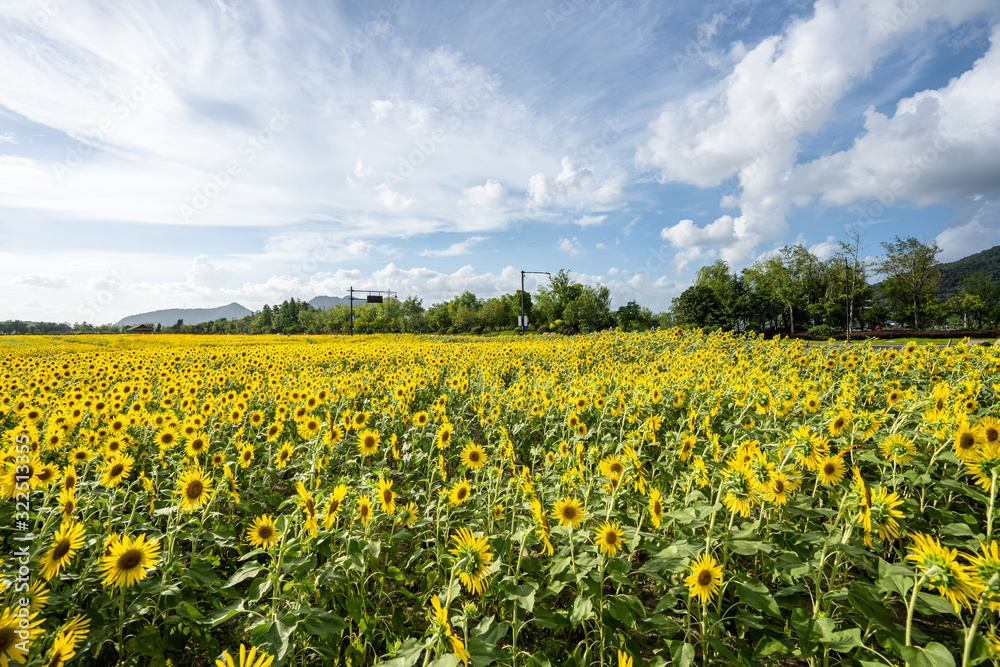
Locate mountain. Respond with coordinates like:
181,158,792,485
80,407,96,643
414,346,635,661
115,302,253,327
308,295,352,310
937,245,1000,299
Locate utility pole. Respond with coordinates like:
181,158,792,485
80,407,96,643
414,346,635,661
520,270,551,335
845,258,851,343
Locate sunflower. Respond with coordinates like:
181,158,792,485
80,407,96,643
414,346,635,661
969,540,1000,609
215,644,276,667
175,467,213,513
396,502,419,527
412,411,429,427
101,452,135,488
722,465,755,517
550,497,585,530
0,606,43,665
25,579,49,613
867,486,905,540
98,533,162,589
816,455,846,486
237,443,255,468
980,417,1000,446
594,521,625,557
275,443,294,469
905,532,976,612
879,434,916,465
295,481,319,537
648,488,664,528
352,411,370,430
357,429,380,457
39,520,86,580
827,411,852,438
155,426,179,450
448,479,472,507
264,422,283,441
246,515,280,549
68,446,93,465
57,487,75,522
460,443,487,471
184,432,210,458
617,650,633,667
296,417,322,441
685,552,724,604
966,442,1000,492
599,455,626,482
450,527,493,595
356,494,374,526
954,422,986,462
376,478,396,514
45,615,90,667
435,423,455,450
324,484,348,529
886,389,904,407
324,423,344,446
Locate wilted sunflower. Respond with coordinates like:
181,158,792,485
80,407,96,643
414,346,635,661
101,453,135,488
357,429,380,457
215,643,276,667
396,502,419,527
39,520,85,580
175,467,213,513
98,533,162,589
648,488,664,528
246,514,280,549
685,552,724,604
460,443,487,471
448,479,472,507
376,478,396,514
450,527,493,595
552,497,586,530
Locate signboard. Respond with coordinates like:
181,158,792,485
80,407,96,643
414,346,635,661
367,295,383,303
517,316,529,327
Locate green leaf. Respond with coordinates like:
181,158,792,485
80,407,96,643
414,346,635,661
428,657,459,667
505,581,538,613
733,577,782,619
301,609,348,637
265,615,297,662
820,628,863,653
223,561,263,589
246,577,272,604
669,641,695,667
373,637,429,667
878,559,914,598
569,596,593,628
532,608,570,630
900,642,957,667
205,600,245,628
847,582,898,632
174,601,205,621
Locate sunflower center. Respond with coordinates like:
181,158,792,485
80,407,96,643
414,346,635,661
364,436,375,448
697,569,713,586
610,463,623,476
988,428,999,442
960,433,976,450
110,464,124,477
604,530,618,545
775,480,785,493
0,627,14,653
383,490,392,503
258,525,272,540
52,538,72,561
562,506,577,521
457,487,468,501
469,451,481,463
117,548,143,571
162,434,174,445
186,480,204,499
37,468,52,482
823,462,836,476
834,418,845,430
653,500,662,514
330,500,339,512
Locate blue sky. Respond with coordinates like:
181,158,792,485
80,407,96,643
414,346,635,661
1,0,999,323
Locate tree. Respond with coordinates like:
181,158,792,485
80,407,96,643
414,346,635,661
877,236,941,329
671,285,723,328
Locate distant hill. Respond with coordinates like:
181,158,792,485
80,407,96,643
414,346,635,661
116,302,252,327
308,296,352,310
938,245,1000,299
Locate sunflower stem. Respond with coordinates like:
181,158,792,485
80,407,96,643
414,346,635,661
905,574,929,647
987,469,998,544
962,597,985,667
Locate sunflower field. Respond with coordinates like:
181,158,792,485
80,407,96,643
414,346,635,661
2,331,1000,666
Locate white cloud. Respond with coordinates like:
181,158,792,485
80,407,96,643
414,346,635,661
639,0,996,262
462,180,508,210
575,214,606,227
527,156,621,211
186,255,235,290
420,236,489,257
660,216,736,247
12,273,70,289
557,237,583,256
935,199,1000,261
346,158,372,188
789,26,1000,209
809,235,840,260
0,133,16,144
376,183,414,211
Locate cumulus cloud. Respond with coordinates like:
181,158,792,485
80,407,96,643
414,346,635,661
186,255,236,290
639,0,996,265
660,216,736,248
935,199,1000,261
527,156,621,210
557,237,583,256
575,214,606,227
809,235,840,260
462,180,508,209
